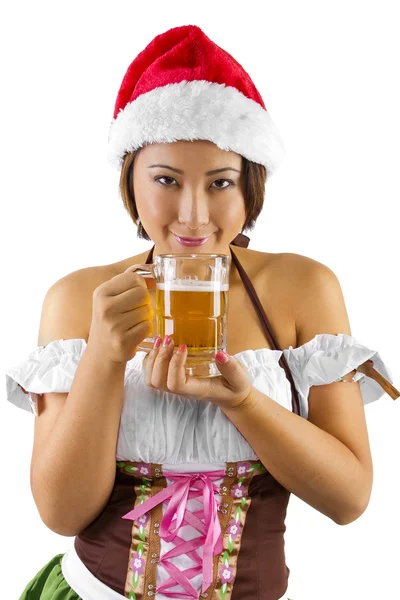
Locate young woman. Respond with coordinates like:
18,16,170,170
6,24,397,600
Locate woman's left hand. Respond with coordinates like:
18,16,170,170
142,335,253,409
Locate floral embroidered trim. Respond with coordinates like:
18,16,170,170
116,461,155,599
214,461,267,599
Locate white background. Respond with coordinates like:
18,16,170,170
1,1,399,599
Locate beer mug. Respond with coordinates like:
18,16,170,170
130,253,230,378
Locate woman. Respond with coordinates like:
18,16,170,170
6,24,397,600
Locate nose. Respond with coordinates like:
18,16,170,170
178,194,210,231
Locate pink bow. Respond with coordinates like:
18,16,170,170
122,469,226,595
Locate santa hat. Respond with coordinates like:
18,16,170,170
108,24,285,176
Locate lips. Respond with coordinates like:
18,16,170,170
172,232,213,246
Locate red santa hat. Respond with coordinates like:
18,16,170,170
108,24,285,176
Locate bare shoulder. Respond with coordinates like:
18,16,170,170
51,263,115,303
275,252,351,347
267,251,338,293
56,263,115,290
256,250,344,347
38,264,116,347
48,250,146,311
269,251,334,275
243,248,333,285
228,245,336,316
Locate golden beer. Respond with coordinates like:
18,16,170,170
135,253,230,377
156,281,229,356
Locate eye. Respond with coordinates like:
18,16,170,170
211,179,234,189
154,176,234,189
154,176,177,186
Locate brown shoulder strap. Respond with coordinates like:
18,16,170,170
229,249,279,352
229,247,300,416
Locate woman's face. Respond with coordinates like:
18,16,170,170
132,140,246,255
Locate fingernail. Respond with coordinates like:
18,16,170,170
216,350,229,364
153,336,162,349
163,335,171,347
177,344,187,353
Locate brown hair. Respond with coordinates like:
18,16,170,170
119,147,267,241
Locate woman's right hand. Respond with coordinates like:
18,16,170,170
87,266,155,364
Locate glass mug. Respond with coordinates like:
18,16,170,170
130,253,230,378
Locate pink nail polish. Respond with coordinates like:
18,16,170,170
216,350,229,364
177,344,187,353
163,335,171,346
153,336,162,349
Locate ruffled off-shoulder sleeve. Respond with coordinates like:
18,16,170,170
283,333,397,420
5,339,87,416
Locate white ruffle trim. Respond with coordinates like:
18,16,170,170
5,339,87,414
5,334,395,422
283,333,395,419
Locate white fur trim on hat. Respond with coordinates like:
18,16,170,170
107,80,285,175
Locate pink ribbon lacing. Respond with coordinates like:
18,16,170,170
122,469,226,597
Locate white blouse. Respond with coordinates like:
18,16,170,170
5,333,394,465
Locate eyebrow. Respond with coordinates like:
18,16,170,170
147,164,241,176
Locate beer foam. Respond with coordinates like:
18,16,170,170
158,280,229,292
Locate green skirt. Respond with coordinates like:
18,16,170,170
19,554,81,599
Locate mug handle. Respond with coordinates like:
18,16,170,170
124,263,157,289
124,264,157,350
